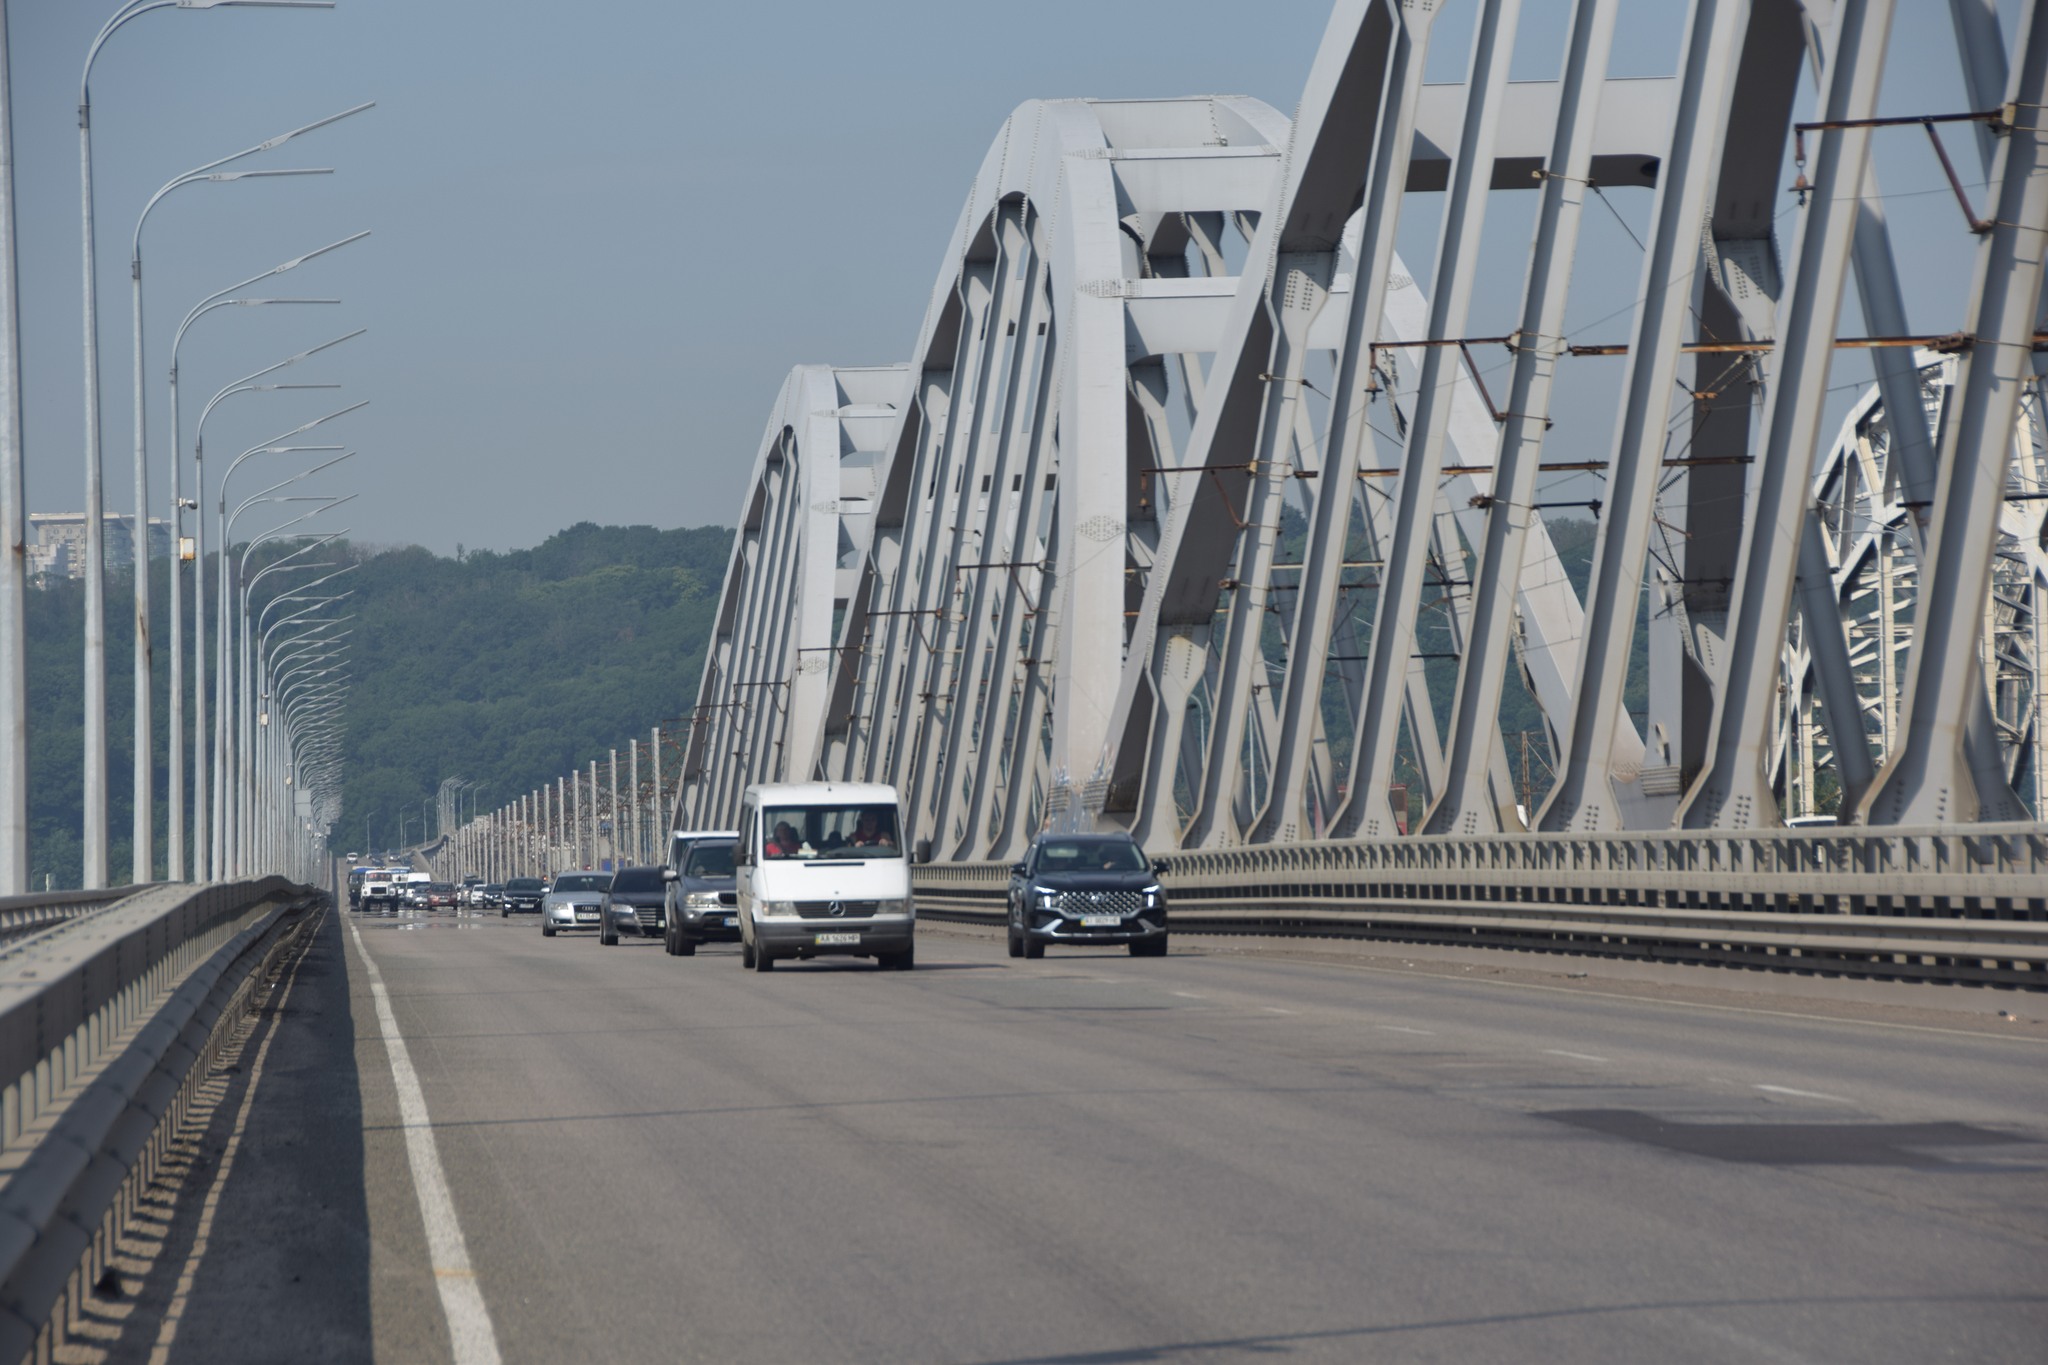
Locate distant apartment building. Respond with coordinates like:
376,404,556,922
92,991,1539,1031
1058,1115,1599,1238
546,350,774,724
28,513,173,582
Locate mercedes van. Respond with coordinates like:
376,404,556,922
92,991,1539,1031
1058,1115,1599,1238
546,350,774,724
734,783,914,971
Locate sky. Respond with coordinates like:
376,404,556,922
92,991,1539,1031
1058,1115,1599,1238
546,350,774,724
0,0,2020,557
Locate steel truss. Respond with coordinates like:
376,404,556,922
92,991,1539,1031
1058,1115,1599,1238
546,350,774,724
678,0,2048,862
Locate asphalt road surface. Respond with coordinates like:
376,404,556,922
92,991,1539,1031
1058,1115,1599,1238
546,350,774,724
123,905,2048,1364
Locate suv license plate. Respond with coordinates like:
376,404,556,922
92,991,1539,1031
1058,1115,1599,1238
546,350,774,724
723,916,739,927
815,932,860,946
1079,914,1121,927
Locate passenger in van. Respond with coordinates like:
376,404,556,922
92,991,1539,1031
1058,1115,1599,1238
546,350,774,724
770,822,803,858
851,810,896,849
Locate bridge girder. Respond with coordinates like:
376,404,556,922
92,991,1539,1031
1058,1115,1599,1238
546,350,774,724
677,0,2048,855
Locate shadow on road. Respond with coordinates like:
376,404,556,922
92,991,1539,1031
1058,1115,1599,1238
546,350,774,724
142,906,376,1363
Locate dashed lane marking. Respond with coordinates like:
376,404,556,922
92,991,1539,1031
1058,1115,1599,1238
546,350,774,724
1543,1049,1610,1063
1755,1083,1853,1104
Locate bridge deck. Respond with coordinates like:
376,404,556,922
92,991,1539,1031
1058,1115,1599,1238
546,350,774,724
65,906,2048,1364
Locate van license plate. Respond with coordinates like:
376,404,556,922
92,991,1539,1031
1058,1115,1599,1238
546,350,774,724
815,932,860,946
1079,914,1121,927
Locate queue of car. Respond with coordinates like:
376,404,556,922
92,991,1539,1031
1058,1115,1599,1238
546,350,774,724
346,781,1170,970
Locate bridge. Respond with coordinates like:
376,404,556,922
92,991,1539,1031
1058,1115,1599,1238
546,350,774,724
4,1,2048,1361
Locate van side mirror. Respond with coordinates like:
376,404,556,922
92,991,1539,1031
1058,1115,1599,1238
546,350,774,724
662,868,678,881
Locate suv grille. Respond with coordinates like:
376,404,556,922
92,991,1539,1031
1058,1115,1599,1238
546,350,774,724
633,905,662,929
1050,890,1143,915
794,900,880,918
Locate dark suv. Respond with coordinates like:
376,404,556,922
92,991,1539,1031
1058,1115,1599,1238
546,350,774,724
662,839,738,957
1007,833,1168,959
502,877,548,916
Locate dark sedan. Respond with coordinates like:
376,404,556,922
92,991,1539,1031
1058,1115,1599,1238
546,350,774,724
501,877,547,916
599,866,668,945
1007,833,1168,959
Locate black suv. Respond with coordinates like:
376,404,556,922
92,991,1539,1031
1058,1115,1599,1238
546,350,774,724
1007,833,1168,959
502,877,548,916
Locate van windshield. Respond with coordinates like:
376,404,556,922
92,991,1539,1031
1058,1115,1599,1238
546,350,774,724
763,804,902,860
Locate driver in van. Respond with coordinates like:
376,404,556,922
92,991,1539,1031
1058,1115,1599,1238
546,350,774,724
851,810,895,848
770,821,802,858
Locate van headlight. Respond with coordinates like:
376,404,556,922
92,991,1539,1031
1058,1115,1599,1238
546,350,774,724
872,898,909,916
756,899,798,918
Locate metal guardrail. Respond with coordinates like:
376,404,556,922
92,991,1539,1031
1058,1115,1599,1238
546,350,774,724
0,877,316,1363
0,887,143,947
915,823,2048,987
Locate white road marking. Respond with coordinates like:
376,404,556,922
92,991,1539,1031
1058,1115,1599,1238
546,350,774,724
1377,1025,1435,1036
1543,1049,1609,1063
1263,1007,1298,1015
1171,991,1207,1000
1755,1083,1852,1104
349,920,503,1365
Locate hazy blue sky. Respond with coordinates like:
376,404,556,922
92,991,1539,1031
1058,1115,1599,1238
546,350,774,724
2,0,2017,555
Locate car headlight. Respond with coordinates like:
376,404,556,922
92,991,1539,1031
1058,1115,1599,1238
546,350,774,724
683,892,722,910
757,899,798,917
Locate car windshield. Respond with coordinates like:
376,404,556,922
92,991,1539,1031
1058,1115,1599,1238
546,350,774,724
1034,839,1149,873
762,804,902,859
553,874,610,892
610,868,664,892
684,842,736,877
427,883,454,893
507,879,544,892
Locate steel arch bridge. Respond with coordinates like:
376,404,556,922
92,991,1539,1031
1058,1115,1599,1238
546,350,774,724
674,0,2048,877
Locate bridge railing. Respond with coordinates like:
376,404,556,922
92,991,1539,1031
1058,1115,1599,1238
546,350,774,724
0,877,318,1362
0,887,145,947
914,823,2048,987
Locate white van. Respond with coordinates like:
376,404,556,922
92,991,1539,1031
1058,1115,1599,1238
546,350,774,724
734,782,914,971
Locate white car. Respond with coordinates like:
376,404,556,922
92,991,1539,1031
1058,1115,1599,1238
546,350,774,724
541,872,610,938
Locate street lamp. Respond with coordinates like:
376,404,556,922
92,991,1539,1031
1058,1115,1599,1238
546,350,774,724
76,0,337,888
132,119,364,884
136,116,368,883
215,485,352,872
187,327,361,876
244,598,350,871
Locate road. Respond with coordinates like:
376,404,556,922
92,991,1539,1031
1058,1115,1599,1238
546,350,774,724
116,904,2048,1364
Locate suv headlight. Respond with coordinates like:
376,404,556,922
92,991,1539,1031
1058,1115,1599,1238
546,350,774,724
683,891,722,910
1031,884,1056,907
1143,882,1162,908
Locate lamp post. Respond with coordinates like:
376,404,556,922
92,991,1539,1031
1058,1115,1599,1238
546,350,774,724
211,409,362,872
217,485,352,870
0,2,26,894
134,155,353,886
77,0,337,888
138,116,368,883
188,328,361,878
247,603,350,870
